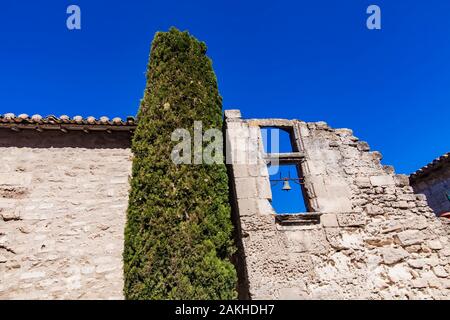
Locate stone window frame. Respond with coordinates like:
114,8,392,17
249,119,317,222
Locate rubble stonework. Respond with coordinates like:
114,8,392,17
225,110,450,300
0,129,132,299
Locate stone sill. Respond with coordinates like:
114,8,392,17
274,212,366,230
275,213,322,226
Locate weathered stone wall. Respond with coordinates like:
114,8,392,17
226,110,450,300
0,130,132,299
411,167,450,216
2,111,448,300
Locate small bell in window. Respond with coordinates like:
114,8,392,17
282,179,292,191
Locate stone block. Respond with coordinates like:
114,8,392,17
370,175,395,187
432,266,448,278
257,199,275,215
232,164,248,178
0,173,32,186
415,194,427,201
439,248,450,257
234,177,257,199
393,201,415,209
357,141,370,152
248,164,268,177
325,228,344,250
365,204,384,216
380,247,409,265
408,259,426,269
397,194,417,202
355,177,371,188
224,109,241,119
299,124,310,137
256,177,272,200
387,265,412,282
394,174,410,187
227,148,249,165
312,179,353,212
238,199,257,216
320,213,338,228
427,239,443,250
283,232,310,253
317,196,353,213
337,213,366,227
383,165,395,175
424,257,439,267
394,230,423,246
369,151,383,161
0,209,21,221
411,278,428,289
443,279,450,289
428,278,442,289
329,141,339,148
335,128,353,136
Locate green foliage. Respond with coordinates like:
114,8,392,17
123,27,237,300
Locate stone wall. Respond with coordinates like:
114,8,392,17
0,130,132,299
411,166,450,216
2,110,449,300
225,110,450,300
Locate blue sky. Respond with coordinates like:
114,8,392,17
1,1,449,183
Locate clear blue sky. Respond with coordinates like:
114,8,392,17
1,0,449,181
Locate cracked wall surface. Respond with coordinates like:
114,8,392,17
0,130,132,299
225,109,450,300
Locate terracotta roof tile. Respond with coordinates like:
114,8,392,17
410,152,450,181
0,113,136,133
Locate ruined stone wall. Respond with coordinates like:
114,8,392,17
411,167,450,216
226,110,450,300
0,130,132,299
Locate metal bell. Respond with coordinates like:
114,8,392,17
282,180,292,191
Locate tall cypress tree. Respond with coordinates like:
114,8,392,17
123,28,237,299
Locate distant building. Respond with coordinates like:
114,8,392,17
410,153,450,217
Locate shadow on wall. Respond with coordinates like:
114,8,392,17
0,129,132,149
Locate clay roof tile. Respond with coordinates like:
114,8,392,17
410,152,450,181
0,113,136,132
